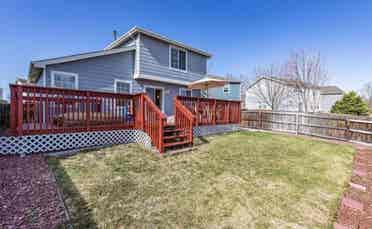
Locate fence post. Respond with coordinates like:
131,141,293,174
16,85,23,136
259,110,263,129
345,119,351,141
295,112,299,135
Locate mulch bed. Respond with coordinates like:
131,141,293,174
0,154,67,228
335,144,372,229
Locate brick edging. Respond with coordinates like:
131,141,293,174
334,145,372,229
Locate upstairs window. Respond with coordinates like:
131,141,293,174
170,46,187,71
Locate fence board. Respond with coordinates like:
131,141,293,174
241,110,372,145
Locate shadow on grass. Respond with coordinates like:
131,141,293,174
194,136,209,146
47,157,98,229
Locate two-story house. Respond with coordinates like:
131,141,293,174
28,26,240,116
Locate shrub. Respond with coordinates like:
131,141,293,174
331,91,369,116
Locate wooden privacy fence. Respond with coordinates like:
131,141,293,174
176,96,241,126
9,84,166,152
241,110,372,144
0,103,10,129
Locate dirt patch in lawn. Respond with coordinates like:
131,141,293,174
0,154,67,228
48,131,355,228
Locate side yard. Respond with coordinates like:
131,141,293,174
47,131,355,228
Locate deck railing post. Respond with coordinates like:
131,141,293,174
159,118,164,154
196,98,199,126
86,91,90,131
16,85,23,136
10,85,18,134
226,103,230,124
213,99,216,125
141,93,145,130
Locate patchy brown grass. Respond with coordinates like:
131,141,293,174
47,131,355,228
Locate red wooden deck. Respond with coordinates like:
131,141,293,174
9,85,240,153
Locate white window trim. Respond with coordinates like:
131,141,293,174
143,85,165,112
51,70,79,89
169,45,188,73
114,79,132,93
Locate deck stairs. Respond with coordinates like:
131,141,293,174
163,124,192,152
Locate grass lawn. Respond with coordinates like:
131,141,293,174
47,131,355,228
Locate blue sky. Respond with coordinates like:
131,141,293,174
1,0,372,98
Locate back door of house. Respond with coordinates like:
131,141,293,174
145,87,163,111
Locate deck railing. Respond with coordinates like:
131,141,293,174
9,85,166,153
174,97,194,144
176,96,241,126
135,93,166,153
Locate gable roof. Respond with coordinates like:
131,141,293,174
28,46,135,83
319,86,344,95
31,46,135,68
104,26,212,58
247,76,343,94
207,74,241,84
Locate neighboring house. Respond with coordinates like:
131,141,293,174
203,75,241,100
28,26,240,116
245,77,343,113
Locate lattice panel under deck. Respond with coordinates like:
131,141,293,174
0,129,152,155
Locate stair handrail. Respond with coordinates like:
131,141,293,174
136,93,166,153
174,97,195,145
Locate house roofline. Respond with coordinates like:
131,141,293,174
104,26,212,58
31,46,136,68
28,46,135,83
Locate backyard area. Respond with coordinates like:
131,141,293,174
47,131,355,228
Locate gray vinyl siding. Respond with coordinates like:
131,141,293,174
139,34,206,82
44,51,139,92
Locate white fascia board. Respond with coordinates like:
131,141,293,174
32,46,136,68
134,73,193,86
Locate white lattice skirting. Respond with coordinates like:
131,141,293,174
0,129,152,155
193,124,240,137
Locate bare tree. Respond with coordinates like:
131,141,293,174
286,50,328,112
361,82,372,109
249,65,291,111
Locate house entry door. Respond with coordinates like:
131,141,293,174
145,86,163,112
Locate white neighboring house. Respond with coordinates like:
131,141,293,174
245,77,343,113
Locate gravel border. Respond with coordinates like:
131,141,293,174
0,155,68,228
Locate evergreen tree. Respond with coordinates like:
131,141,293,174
331,91,369,116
